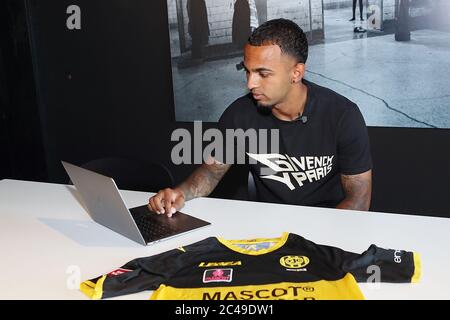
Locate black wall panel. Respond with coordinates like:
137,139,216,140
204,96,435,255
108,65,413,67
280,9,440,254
369,127,450,217
0,0,46,182
25,0,174,182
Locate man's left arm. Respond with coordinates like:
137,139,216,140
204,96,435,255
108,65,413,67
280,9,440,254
336,169,372,211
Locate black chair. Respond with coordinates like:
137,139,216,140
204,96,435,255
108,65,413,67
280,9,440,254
80,157,174,193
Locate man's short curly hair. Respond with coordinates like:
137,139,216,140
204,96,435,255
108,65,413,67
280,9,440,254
248,18,308,64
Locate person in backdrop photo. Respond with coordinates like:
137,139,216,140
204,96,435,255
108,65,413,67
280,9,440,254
187,0,210,62
350,0,364,21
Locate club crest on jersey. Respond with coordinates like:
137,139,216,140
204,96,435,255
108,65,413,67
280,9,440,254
203,269,233,283
107,268,132,277
280,256,310,271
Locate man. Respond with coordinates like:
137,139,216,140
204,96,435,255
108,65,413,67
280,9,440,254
149,18,372,217
232,0,251,48
350,0,364,21
187,0,209,60
232,0,259,47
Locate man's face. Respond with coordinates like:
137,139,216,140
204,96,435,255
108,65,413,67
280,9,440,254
243,44,297,109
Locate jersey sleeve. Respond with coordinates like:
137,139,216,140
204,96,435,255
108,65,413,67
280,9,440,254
337,104,373,175
296,234,421,284
324,243,421,283
80,247,188,299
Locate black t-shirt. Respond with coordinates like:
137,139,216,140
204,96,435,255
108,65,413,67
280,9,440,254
218,79,372,208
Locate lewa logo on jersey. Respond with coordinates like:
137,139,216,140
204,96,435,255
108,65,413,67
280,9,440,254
247,153,334,190
203,269,233,283
280,256,310,271
107,268,132,277
199,261,242,267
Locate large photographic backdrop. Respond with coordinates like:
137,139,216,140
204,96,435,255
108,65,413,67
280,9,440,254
167,0,450,128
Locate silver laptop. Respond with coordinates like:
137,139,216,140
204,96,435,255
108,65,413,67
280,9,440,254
62,161,211,245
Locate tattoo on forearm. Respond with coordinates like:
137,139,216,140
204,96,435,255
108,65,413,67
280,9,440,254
337,171,372,211
178,163,231,201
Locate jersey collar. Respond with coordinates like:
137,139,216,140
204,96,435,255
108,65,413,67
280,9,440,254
217,232,290,255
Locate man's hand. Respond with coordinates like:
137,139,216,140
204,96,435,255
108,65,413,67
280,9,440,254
148,162,231,217
148,188,185,217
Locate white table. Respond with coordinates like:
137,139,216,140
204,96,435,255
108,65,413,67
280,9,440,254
1,179,449,299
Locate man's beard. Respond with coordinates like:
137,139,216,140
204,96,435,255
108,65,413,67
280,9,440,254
256,101,274,115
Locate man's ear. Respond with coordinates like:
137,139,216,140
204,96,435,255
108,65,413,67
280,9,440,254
292,63,306,83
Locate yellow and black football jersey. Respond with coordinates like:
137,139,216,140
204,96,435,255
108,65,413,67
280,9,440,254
81,233,421,300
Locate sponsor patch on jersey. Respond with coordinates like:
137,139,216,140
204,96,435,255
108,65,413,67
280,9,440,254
198,261,242,267
107,268,132,277
280,255,310,269
203,268,233,283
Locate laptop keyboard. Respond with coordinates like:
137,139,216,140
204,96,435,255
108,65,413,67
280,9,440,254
134,214,178,243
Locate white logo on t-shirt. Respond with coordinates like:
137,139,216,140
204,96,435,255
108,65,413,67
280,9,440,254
247,153,334,190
